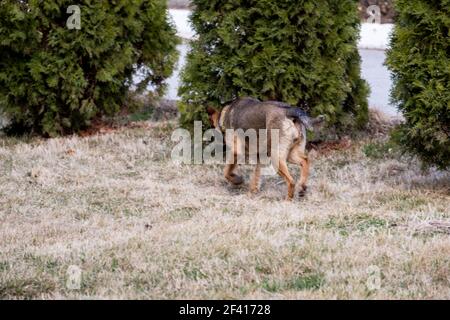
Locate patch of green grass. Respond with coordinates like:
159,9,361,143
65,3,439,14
0,261,10,272
374,193,428,212
128,276,153,293
183,266,208,281
0,278,56,299
126,271,167,295
325,213,388,235
111,257,120,272
166,207,198,222
262,274,324,292
261,279,283,292
363,141,399,160
357,217,387,232
255,265,273,275
289,275,324,291
128,109,153,122
22,253,60,274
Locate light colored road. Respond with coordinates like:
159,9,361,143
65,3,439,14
359,49,397,116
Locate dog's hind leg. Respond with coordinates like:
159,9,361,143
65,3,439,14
270,124,295,200
224,134,244,185
288,145,309,198
276,160,295,200
273,146,295,200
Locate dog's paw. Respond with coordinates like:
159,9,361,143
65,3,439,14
298,186,308,198
285,195,294,201
227,174,244,186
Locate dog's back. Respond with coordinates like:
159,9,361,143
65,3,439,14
223,97,289,130
223,97,312,132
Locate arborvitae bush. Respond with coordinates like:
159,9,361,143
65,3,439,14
386,0,450,169
0,0,178,136
179,0,369,131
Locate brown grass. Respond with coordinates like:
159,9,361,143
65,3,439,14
0,118,449,299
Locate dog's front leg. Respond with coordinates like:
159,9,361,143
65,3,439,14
249,163,261,194
224,162,244,185
224,136,244,185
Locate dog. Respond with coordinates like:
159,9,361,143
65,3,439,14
207,97,324,200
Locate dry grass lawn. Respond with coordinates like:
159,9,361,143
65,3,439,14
0,118,449,299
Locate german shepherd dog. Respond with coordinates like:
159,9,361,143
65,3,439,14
208,97,324,200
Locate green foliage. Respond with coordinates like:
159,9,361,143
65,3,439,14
179,0,369,130
386,0,450,169
128,109,154,122
0,0,178,136
362,140,400,160
262,274,324,292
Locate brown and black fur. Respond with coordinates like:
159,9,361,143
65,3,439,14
208,97,324,200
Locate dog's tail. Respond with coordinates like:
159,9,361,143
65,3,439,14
285,107,325,131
